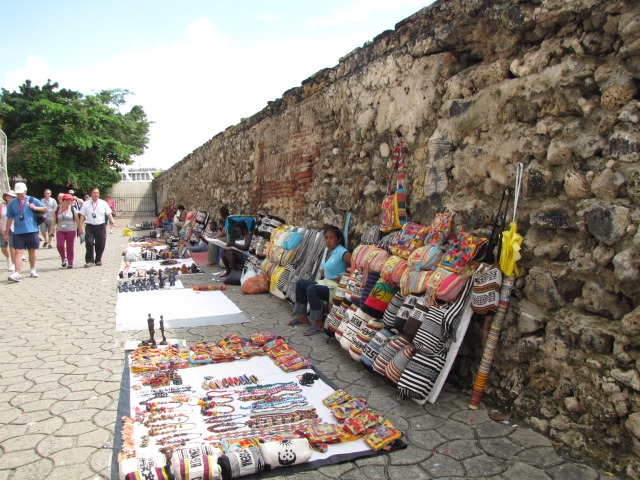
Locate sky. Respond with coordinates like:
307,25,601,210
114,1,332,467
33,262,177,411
1,0,433,170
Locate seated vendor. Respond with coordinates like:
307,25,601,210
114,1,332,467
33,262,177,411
187,220,217,253
288,225,352,336
219,220,252,280
207,205,230,266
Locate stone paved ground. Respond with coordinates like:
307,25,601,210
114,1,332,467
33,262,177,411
0,218,623,479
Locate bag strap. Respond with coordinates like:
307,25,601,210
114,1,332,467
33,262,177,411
483,188,511,263
393,138,405,193
384,151,400,196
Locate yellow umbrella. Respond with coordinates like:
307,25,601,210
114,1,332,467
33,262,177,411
499,221,523,277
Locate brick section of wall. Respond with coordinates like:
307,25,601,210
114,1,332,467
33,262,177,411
249,126,318,224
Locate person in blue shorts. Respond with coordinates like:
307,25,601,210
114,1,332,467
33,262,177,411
3,182,46,282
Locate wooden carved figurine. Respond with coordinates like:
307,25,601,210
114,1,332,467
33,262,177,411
159,315,167,345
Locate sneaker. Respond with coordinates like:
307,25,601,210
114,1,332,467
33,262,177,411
30,269,38,278
21,255,26,261
67,265,73,269
48,244,52,249
43,242,48,248
110,230,114,234
8,272,21,282
84,263,93,268
95,261,102,266
62,260,67,268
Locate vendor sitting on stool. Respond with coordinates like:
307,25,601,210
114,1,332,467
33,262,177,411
288,225,352,336
220,220,252,280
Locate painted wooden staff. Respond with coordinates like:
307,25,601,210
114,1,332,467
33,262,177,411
469,163,523,410
468,276,514,409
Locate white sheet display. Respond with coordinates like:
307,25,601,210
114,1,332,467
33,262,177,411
116,289,248,331
127,356,372,463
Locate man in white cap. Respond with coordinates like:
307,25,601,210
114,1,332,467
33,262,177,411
2,182,47,282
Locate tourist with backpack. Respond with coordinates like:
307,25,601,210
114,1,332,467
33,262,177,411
2,182,46,282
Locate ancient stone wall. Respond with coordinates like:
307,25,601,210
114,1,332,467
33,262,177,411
155,0,640,475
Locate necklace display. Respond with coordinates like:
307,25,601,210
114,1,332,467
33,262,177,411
123,335,339,468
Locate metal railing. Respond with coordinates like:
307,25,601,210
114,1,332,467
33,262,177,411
111,193,157,216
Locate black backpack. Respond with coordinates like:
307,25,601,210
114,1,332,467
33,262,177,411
29,196,46,226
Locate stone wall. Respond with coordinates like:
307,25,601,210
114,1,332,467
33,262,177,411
154,0,640,475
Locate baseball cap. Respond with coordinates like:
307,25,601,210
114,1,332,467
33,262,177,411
62,194,73,200
14,182,27,194
69,189,75,195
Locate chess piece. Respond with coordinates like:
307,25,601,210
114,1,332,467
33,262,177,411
181,264,188,275
159,315,167,345
141,314,156,347
190,263,198,274
169,270,176,287
158,270,165,289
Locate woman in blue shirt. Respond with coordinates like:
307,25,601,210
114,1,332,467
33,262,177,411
289,225,352,336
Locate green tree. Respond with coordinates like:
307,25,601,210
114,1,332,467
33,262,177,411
0,80,150,194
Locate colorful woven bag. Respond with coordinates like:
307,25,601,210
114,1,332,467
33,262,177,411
392,293,422,332
388,223,429,259
360,328,395,371
470,263,502,314
385,344,417,385
372,334,411,377
380,255,408,286
424,212,456,246
362,279,399,319
380,138,407,232
382,292,405,329
439,228,488,273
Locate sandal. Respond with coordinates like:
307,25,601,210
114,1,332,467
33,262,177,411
303,327,324,336
288,318,309,326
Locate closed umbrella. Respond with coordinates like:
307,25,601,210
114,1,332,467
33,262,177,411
469,163,523,410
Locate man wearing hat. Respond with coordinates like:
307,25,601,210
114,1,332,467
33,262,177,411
1,190,17,272
3,182,47,282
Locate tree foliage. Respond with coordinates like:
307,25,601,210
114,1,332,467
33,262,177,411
0,80,150,194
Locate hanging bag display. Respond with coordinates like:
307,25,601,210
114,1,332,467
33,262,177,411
380,138,407,232
471,189,511,314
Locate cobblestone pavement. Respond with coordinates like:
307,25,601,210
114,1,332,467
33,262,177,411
0,219,622,479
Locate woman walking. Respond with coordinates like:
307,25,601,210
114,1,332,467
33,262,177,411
51,194,80,268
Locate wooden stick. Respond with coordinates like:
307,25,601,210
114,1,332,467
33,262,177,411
468,276,514,410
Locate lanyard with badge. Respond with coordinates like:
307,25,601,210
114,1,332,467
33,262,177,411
18,199,26,220
91,201,98,219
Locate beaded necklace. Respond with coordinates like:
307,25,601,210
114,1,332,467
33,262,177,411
135,385,195,400
241,397,308,412
206,422,246,433
142,413,190,426
203,413,245,424
147,422,196,436
156,432,202,446
204,418,320,442
245,408,318,427
200,404,236,417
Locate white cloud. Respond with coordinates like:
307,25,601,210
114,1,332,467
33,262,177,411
5,18,234,169
5,54,55,88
